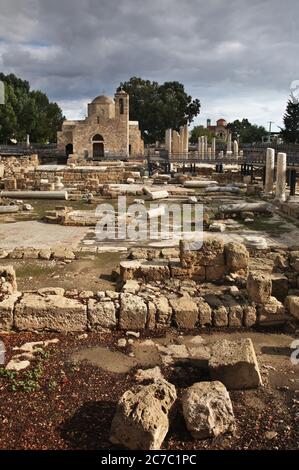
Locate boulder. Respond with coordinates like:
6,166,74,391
182,381,236,439
209,338,262,390
247,272,272,304
119,293,147,330
170,295,198,329
52,248,76,260
88,299,117,330
14,294,87,332
110,379,177,450
225,242,249,272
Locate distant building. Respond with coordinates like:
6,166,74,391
57,89,144,160
206,118,229,140
262,132,283,144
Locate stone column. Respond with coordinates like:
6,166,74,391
184,124,189,155
211,137,216,159
201,136,205,158
207,147,212,160
265,148,275,194
233,140,239,158
172,130,180,156
165,129,172,157
227,133,232,153
179,126,184,155
198,137,202,157
275,152,287,202
204,136,208,158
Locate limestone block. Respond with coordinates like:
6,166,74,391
228,305,243,328
182,381,236,439
119,293,147,330
120,260,141,281
243,305,257,327
52,248,76,260
0,292,21,331
180,238,224,268
209,338,262,390
110,380,177,450
154,296,172,327
285,295,299,319
225,242,249,273
170,295,198,329
14,294,87,332
138,261,170,282
88,299,117,330
197,299,212,326
247,272,272,304
213,306,228,327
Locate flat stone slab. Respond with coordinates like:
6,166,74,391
209,338,262,390
14,294,87,332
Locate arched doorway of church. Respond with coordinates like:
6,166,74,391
65,143,73,157
92,134,104,160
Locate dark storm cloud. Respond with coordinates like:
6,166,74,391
0,0,298,127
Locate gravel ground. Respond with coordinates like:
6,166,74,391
0,329,298,450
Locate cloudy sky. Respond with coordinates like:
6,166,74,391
0,0,298,131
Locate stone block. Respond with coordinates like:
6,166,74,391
225,242,249,272
182,381,236,439
247,272,272,304
14,294,87,332
119,293,147,330
209,338,262,390
170,295,198,329
0,292,21,331
88,299,117,330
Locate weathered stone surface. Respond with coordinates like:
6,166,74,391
39,249,52,260
247,272,272,304
197,299,212,326
243,305,257,327
52,248,76,260
229,305,243,328
258,296,285,318
209,338,262,390
120,260,141,281
134,366,164,383
0,265,17,293
14,294,87,332
170,295,198,329
88,299,117,330
225,242,249,272
206,264,225,282
139,261,170,282
182,381,236,439
271,274,288,301
180,238,224,268
285,295,299,319
213,306,228,327
110,380,177,450
119,293,147,330
154,296,172,327
0,292,21,331
122,280,140,294
38,287,65,296
130,248,149,260
22,248,40,259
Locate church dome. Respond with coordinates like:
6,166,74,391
92,95,114,104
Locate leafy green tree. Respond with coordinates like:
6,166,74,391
227,118,266,143
190,125,214,144
0,73,64,143
280,97,299,143
118,77,200,144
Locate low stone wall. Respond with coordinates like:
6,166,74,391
0,154,39,182
121,240,249,283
